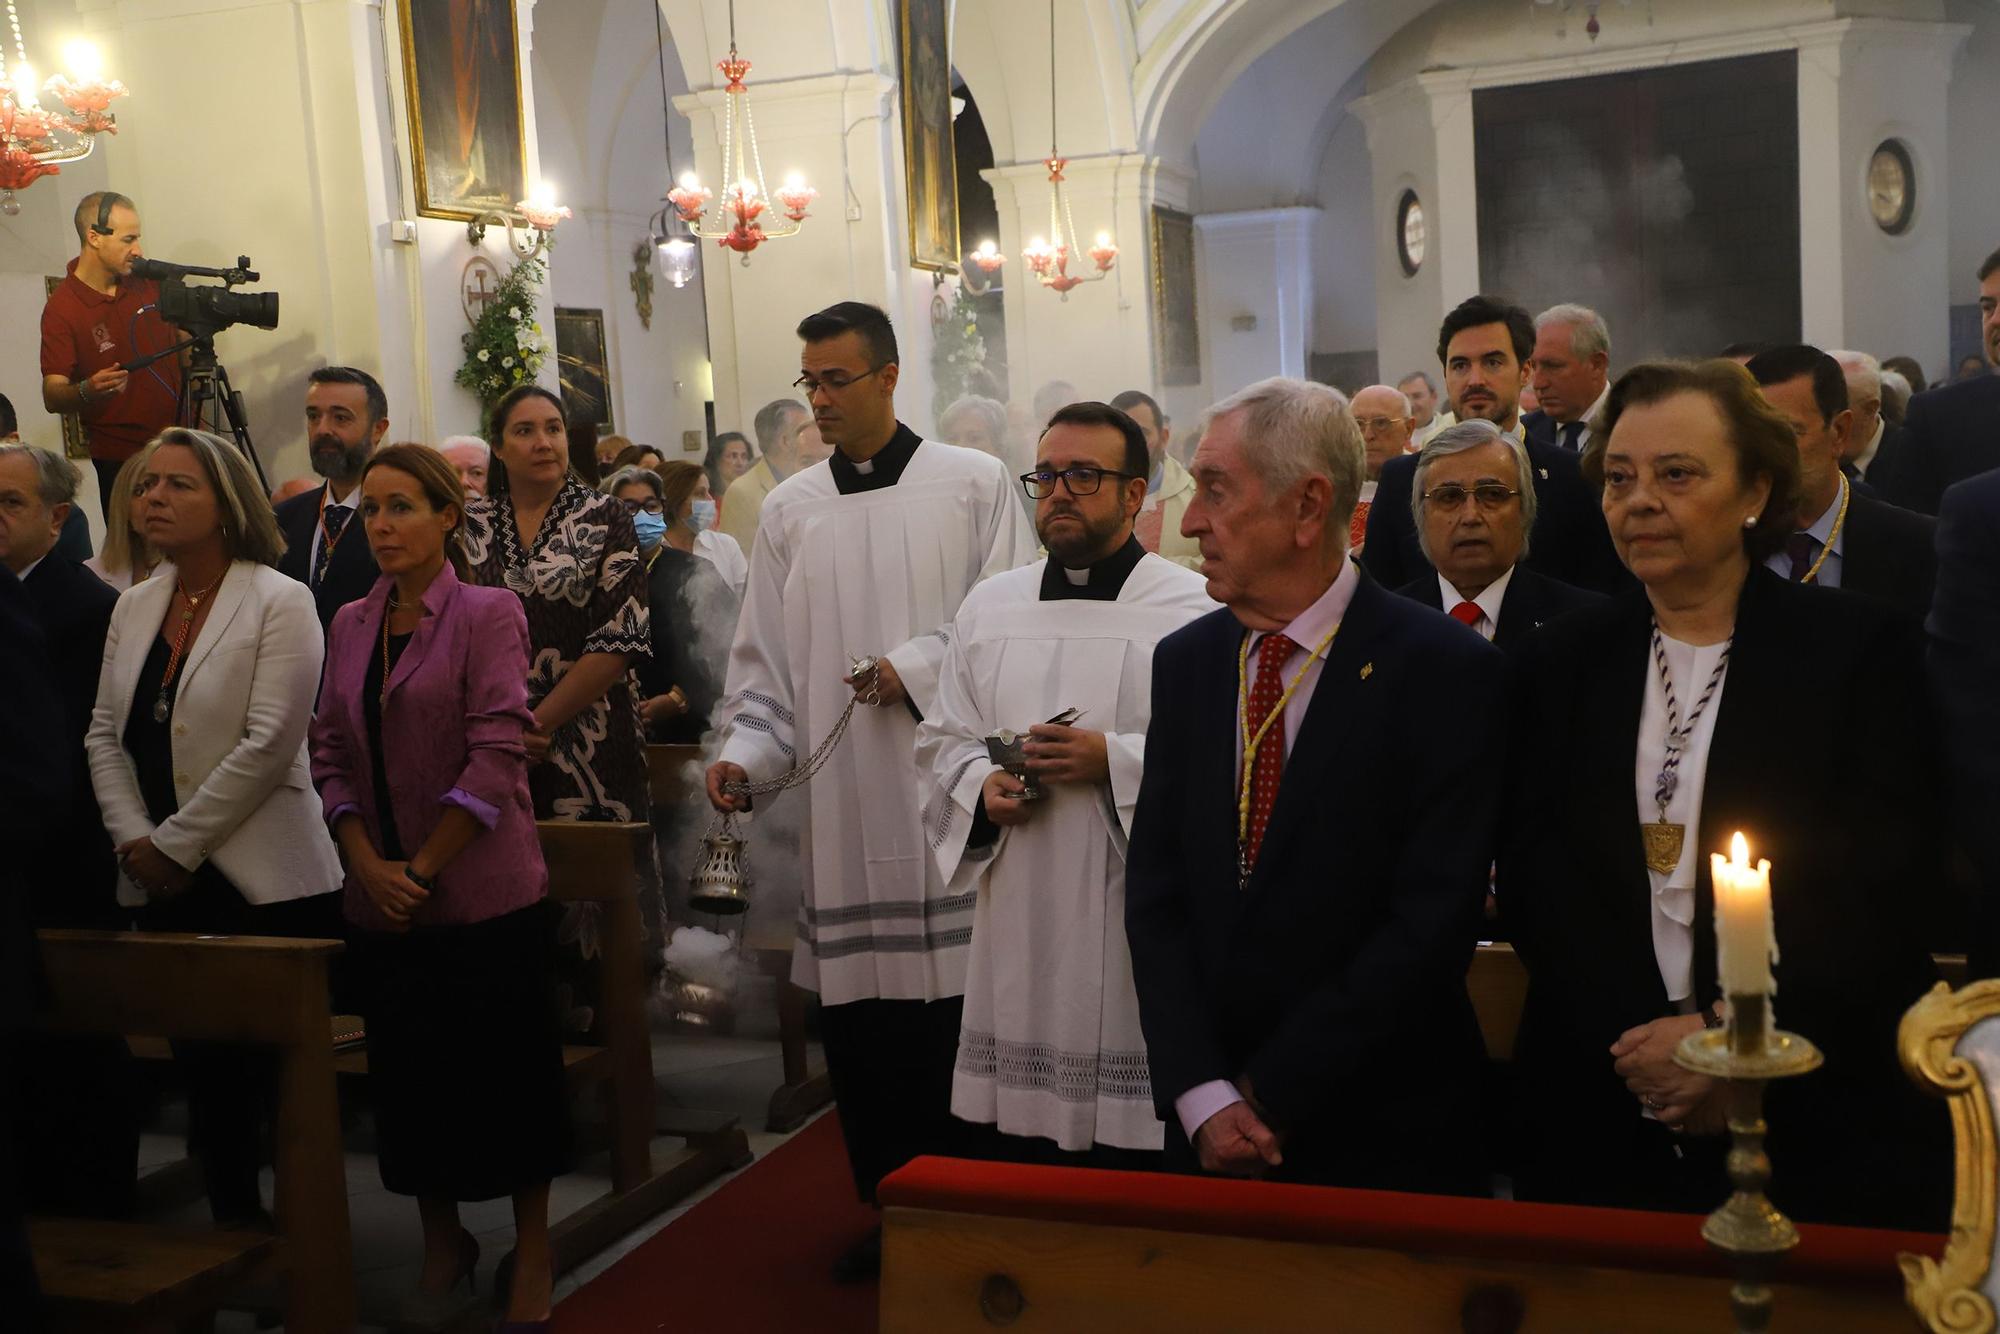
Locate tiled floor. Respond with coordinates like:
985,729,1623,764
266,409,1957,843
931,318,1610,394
137,972,822,1330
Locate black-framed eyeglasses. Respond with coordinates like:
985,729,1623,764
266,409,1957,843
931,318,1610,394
1019,467,1139,500
618,496,665,515
1421,483,1521,512
792,366,884,396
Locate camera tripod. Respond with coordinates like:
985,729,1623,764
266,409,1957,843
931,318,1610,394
179,336,268,492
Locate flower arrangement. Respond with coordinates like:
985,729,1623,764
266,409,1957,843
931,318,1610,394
931,282,988,421
457,256,550,406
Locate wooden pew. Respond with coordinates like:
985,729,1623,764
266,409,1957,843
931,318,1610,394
646,742,833,1133
31,930,352,1333
879,1156,1938,1333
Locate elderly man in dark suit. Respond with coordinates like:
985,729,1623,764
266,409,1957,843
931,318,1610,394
1127,376,1501,1194
1877,247,2000,515
1830,349,1906,494
1395,419,1602,649
1363,295,1627,595
1747,346,1936,622
1930,468,2000,980
273,365,387,630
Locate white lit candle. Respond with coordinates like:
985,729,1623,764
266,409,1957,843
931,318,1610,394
1712,831,1776,996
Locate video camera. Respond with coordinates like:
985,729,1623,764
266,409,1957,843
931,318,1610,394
129,255,279,340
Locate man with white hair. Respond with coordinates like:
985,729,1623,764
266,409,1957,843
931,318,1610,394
1126,376,1501,1193
1397,371,1440,440
1346,384,1416,553
1523,304,1612,452
1395,420,1600,649
438,433,490,496
1826,351,1903,492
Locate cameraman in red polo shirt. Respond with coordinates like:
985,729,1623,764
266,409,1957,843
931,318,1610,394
40,191,182,518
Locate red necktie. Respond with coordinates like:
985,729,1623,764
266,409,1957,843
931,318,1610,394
1244,633,1298,873
1450,600,1482,627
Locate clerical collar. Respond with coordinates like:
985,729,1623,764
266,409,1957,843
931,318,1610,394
829,421,922,495
1040,534,1146,601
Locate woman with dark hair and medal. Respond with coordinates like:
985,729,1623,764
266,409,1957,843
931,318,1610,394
1499,359,1950,1231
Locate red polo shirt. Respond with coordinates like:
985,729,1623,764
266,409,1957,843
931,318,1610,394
39,258,183,463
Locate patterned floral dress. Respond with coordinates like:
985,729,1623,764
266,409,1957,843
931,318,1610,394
462,480,655,1032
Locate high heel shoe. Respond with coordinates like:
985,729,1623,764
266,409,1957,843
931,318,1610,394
388,1229,480,1332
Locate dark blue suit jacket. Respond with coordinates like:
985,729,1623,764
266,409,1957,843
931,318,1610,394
1878,375,2000,515
1362,436,1630,595
1125,570,1501,1192
1930,468,2000,978
274,483,379,633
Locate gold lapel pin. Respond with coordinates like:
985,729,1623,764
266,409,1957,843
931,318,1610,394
1360,662,1374,680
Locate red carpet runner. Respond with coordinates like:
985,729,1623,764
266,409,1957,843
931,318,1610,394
555,1112,878,1333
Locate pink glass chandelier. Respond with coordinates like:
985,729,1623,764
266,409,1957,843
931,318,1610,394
664,0,815,264
0,8,127,215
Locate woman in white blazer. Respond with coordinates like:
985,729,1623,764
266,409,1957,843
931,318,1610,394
86,427,342,1227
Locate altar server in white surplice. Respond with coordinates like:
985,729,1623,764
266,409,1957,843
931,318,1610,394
707,303,1033,1271
918,403,1216,1166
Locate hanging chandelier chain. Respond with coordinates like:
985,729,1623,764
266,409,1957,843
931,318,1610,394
1047,0,1057,157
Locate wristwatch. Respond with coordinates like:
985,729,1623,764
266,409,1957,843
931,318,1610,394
75,381,94,407
405,868,438,892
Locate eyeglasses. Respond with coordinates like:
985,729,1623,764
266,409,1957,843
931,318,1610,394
1422,483,1521,512
1019,467,1139,499
1354,416,1404,435
792,366,884,397
618,496,665,515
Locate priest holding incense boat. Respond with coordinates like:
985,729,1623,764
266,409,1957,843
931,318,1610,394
917,402,1215,1167
1498,359,1949,1229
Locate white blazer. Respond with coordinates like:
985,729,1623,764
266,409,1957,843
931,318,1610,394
87,560,342,908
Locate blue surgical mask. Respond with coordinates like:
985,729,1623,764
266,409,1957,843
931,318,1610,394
632,509,667,549
687,498,719,534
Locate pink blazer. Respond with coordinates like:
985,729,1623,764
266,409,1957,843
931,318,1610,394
310,564,547,929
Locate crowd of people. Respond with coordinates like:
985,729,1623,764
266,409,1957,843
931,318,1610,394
2,182,1997,1320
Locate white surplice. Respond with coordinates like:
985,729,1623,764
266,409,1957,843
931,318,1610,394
916,553,1217,1151
718,440,1035,1005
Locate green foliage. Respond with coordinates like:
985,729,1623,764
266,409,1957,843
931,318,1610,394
931,283,988,421
457,256,550,406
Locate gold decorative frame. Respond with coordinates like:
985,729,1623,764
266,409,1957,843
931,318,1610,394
396,0,529,222
1150,205,1199,387
43,275,90,460
898,0,959,272
1899,980,2000,1334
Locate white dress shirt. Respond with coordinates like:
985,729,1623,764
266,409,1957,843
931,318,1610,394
1633,633,1729,1003
1850,418,1885,479
1175,556,1361,1142
1436,564,1514,642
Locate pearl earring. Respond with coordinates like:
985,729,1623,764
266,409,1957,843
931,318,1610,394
1743,515,1759,529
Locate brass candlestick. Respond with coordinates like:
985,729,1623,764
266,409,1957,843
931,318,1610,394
1673,993,1823,1333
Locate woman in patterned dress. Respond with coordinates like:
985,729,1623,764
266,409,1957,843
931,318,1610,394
461,385,655,1032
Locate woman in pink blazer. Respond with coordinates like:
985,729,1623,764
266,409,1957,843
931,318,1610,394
308,444,566,1331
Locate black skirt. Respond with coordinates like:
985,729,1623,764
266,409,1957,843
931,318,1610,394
351,902,574,1201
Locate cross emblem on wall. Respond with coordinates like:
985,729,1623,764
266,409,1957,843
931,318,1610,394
461,255,504,327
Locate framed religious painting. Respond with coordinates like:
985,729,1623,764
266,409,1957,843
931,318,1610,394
398,0,529,222
899,0,959,272
1151,205,1200,387
554,307,612,430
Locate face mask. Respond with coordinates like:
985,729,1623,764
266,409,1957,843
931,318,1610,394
632,510,667,549
687,498,718,534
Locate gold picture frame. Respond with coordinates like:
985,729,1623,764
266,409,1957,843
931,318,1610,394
899,0,960,272
397,0,530,222
554,307,612,431
44,275,91,461
1151,205,1199,387
1898,980,2000,1334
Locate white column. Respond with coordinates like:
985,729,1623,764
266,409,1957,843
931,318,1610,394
1794,19,1969,368
1352,72,1479,386
1192,207,1319,397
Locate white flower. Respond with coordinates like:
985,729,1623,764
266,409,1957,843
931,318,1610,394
502,355,516,368
509,306,523,319
477,349,490,362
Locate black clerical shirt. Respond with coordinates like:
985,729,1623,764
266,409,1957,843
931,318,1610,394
1039,534,1145,601
828,422,923,494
